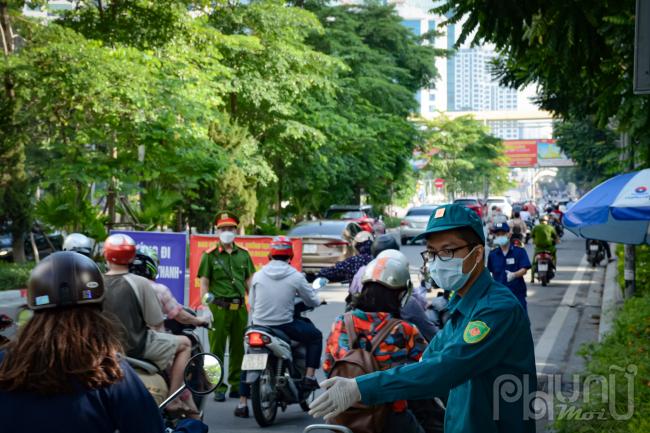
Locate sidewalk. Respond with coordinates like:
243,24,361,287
598,257,624,341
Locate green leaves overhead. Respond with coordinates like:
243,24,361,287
2,0,444,236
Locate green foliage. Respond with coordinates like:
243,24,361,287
0,261,33,291
1,0,444,240
418,115,512,197
437,0,650,167
553,119,620,190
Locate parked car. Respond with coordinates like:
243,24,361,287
400,205,438,245
323,205,386,235
486,196,513,219
0,228,63,262
287,220,363,274
453,198,485,220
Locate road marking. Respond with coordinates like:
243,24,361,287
534,255,589,372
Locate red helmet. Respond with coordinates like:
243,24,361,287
270,236,293,257
103,234,136,265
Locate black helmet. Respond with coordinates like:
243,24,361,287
371,234,400,257
129,245,159,280
27,251,104,311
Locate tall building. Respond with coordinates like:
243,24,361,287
391,0,553,140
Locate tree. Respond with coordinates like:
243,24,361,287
436,0,647,167
418,115,511,198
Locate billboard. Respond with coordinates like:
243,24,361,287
504,140,538,167
536,140,574,167
188,236,303,308
503,139,574,168
110,230,187,304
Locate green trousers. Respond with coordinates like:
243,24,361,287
208,304,248,393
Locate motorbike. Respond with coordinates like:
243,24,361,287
0,290,31,347
587,240,605,267
533,251,555,286
242,280,325,427
127,305,212,420
524,220,534,244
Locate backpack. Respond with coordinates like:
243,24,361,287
329,313,401,433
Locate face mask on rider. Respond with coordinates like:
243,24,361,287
494,236,509,247
219,230,236,245
428,245,480,292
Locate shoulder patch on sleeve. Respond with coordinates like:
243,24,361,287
463,320,491,344
205,246,217,254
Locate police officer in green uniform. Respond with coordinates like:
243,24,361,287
310,204,537,433
198,211,256,402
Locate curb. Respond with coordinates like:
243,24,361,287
598,257,624,341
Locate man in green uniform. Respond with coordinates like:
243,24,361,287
532,215,558,262
310,204,537,433
198,211,256,402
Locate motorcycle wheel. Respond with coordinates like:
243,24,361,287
541,274,548,286
252,366,278,427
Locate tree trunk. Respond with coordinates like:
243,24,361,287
1,3,29,263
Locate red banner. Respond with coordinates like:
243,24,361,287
504,140,538,167
188,235,303,307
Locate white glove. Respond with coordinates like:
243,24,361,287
308,377,361,421
506,270,516,282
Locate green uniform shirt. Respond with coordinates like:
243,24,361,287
356,269,536,433
532,223,557,249
197,243,256,298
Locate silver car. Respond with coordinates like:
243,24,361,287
288,220,363,274
400,206,437,245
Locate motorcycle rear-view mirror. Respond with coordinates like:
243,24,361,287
184,352,223,395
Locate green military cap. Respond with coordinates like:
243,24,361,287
414,203,485,243
215,210,239,228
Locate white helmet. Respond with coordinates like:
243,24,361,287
353,231,374,246
376,249,409,267
361,256,411,290
62,233,94,257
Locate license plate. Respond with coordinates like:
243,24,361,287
538,263,549,271
303,244,318,254
242,353,268,371
590,245,599,251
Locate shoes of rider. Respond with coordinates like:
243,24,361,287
213,392,226,402
302,377,319,392
234,406,249,418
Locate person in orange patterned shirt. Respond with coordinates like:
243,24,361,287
322,257,432,433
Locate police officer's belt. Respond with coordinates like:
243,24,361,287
212,297,244,311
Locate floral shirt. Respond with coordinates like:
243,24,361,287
316,241,373,283
150,282,183,320
322,310,427,374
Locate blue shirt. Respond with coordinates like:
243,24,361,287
356,269,537,433
487,244,531,296
0,352,164,433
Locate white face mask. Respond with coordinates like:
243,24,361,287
428,245,480,292
219,231,236,245
494,236,509,246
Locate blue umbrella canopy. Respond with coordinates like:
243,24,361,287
564,169,650,245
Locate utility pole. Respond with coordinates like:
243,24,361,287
621,132,636,297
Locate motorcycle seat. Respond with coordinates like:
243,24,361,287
125,356,160,374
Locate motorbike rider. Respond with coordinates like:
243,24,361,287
531,215,559,280
348,235,438,341
62,232,94,257
0,251,164,433
584,239,614,263
310,231,374,283
487,223,531,311
130,246,209,328
322,256,429,433
236,236,322,418
509,211,528,244
101,234,195,415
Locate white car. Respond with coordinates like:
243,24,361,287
486,196,513,219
